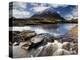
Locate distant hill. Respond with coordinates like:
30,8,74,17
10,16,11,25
31,8,65,20
9,9,78,26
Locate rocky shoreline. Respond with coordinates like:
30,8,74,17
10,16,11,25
9,30,78,58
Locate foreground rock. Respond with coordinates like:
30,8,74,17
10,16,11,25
29,33,54,49
10,28,78,57
9,31,23,46
19,30,37,41
30,40,70,57
31,33,54,43
9,30,36,46
12,39,77,58
21,32,78,55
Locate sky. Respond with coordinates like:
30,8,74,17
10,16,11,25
9,2,78,20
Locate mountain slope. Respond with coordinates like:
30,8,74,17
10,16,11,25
31,8,65,20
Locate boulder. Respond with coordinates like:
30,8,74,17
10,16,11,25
20,41,32,50
13,34,24,46
31,33,54,44
9,31,21,45
10,30,36,46
29,33,54,50
19,30,37,41
32,41,70,57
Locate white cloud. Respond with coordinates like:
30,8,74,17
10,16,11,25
13,2,27,9
65,7,78,20
71,7,78,19
31,7,49,13
30,3,40,7
13,9,31,18
11,2,32,18
50,4,67,8
30,3,48,7
10,2,78,19
65,14,73,20
10,2,50,18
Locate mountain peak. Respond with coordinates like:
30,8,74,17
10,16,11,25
31,7,65,20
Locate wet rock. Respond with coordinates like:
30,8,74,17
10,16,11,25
70,25,78,40
29,33,54,50
53,49,70,55
62,42,71,51
70,43,78,54
31,35,43,44
20,41,32,50
13,34,24,46
32,41,70,57
21,44,30,50
13,42,20,46
31,33,54,44
9,31,21,45
10,30,36,46
36,43,55,56
62,42,78,54
31,42,57,57
34,41,57,56
19,30,37,41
